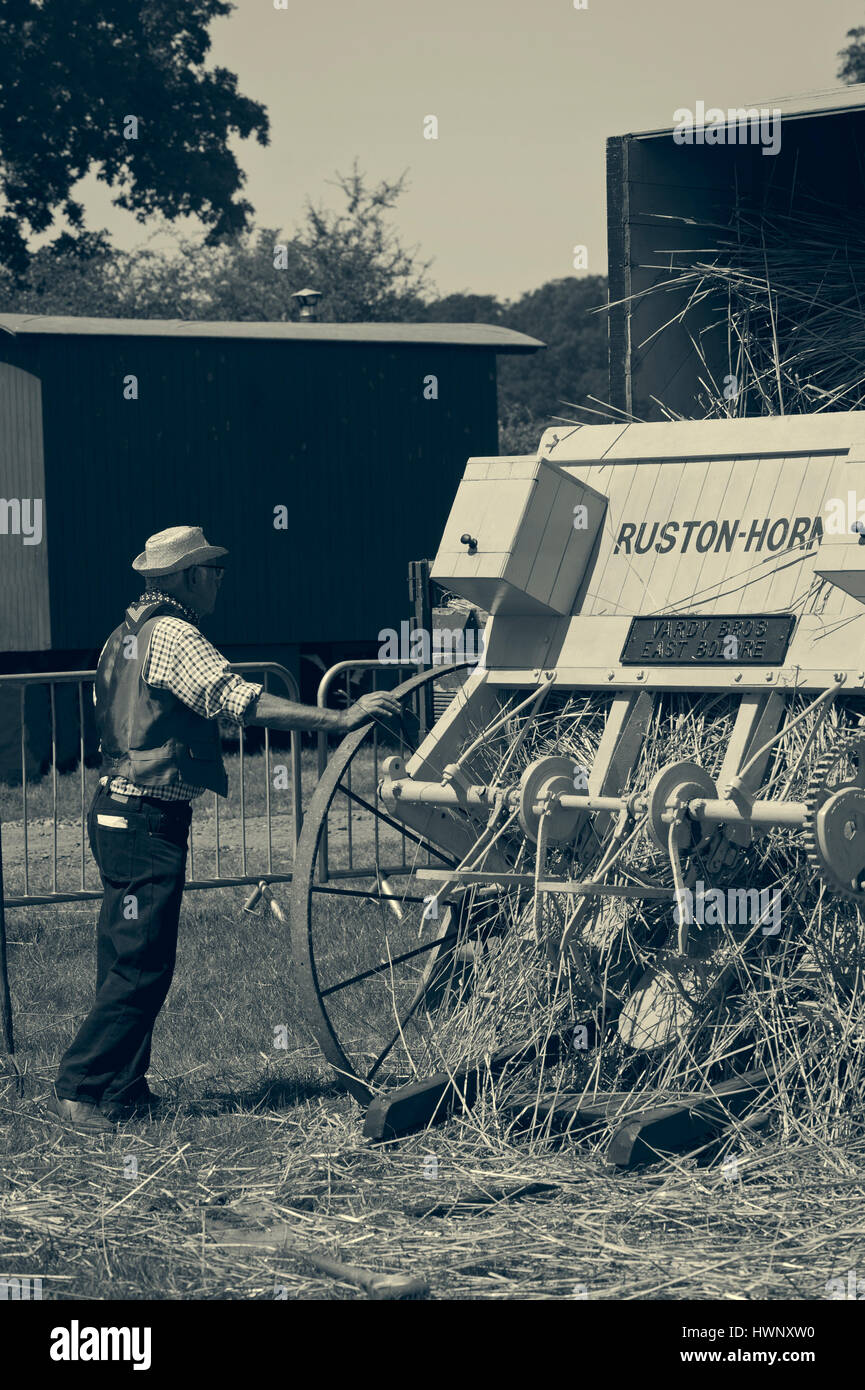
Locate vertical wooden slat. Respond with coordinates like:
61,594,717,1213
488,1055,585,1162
0,363,50,649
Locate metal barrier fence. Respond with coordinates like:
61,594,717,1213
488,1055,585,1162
0,654,472,912
0,663,302,909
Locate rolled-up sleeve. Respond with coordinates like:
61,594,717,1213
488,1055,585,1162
143,618,264,725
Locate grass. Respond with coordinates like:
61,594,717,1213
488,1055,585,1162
3,706,865,1300
3,889,865,1301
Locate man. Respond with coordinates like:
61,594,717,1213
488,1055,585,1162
48,526,398,1133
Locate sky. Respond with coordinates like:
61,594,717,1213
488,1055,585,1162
71,0,865,302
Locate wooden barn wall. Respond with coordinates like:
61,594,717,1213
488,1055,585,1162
0,357,51,650
607,111,865,421
7,335,497,654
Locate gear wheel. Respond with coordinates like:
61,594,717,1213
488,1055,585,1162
802,736,865,901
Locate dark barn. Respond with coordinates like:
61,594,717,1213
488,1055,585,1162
0,315,542,687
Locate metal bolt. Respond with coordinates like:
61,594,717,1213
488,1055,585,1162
765,672,774,682
607,671,615,680
636,670,645,680
545,669,556,680
532,668,540,678
734,672,742,682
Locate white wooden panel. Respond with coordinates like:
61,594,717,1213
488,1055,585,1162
540,411,865,463
508,463,558,590
437,476,535,554
432,455,607,616
0,362,50,650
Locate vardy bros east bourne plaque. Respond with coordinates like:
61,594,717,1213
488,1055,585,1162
620,614,796,665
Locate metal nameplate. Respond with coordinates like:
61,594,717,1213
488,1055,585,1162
620,613,796,665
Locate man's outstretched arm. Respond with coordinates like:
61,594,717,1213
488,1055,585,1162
246,690,400,734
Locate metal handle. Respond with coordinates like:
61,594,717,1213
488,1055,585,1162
242,881,266,913
242,880,286,924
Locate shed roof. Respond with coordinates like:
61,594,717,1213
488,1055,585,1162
0,313,544,353
620,84,865,142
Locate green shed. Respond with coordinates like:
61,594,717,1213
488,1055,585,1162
0,315,542,689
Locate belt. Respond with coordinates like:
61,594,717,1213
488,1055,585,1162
99,779,191,814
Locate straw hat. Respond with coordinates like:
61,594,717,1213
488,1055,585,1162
132,526,228,576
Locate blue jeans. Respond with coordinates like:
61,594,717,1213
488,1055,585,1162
55,783,191,1106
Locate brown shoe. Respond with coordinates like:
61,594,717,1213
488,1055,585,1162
46,1095,117,1134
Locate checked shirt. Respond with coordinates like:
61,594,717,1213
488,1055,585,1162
102,591,263,802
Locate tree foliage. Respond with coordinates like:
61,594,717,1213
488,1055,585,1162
0,165,432,322
495,275,609,423
422,276,610,450
0,0,269,271
838,26,865,83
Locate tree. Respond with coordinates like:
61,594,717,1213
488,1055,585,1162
0,165,433,321
838,26,865,83
0,231,126,316
425,276,610,451
416,292,504,324
288,163,433,321
496,275,609,425
0,0,269,272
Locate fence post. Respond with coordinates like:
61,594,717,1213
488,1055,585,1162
408,559,433,738
0,811,15,1060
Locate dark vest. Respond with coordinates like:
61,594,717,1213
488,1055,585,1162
95,598,228,797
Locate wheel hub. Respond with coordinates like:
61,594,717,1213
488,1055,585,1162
645,760,717,851
518,755,586,845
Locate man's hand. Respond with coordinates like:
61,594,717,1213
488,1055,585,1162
246,689,402,735
339,691,401,732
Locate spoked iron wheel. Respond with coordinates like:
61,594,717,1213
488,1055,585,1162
289,669,625,1105
290,666,473,1103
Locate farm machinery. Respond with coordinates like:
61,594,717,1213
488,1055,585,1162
289,413,865,1166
